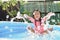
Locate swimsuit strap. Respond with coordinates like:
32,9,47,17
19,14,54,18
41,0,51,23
35,19,41,27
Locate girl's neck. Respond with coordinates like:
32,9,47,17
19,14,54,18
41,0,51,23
35,19,40,21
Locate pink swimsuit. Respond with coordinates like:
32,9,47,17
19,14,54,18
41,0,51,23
28,16,48,34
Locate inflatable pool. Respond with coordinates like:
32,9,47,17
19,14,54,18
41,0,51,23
0,21,60,40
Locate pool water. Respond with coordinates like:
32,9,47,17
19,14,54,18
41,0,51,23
0,21,60,40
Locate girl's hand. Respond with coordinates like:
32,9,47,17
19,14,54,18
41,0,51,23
43,12,55,21
52,12,55,16
48,12,55,16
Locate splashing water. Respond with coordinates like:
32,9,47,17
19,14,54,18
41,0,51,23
9,12,59,40
16,30,58,40
10,11,27,23
25,13,56,40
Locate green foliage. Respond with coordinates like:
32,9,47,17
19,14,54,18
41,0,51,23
9,10,17,17
0,0,19,17
0,0,2,6
0,0,28,17
22,9,31,16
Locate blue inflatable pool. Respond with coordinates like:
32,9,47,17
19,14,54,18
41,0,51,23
0,21,60,40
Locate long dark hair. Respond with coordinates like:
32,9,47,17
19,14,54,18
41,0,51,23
33,10,41,25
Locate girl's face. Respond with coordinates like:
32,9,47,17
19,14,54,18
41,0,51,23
33,11,41,20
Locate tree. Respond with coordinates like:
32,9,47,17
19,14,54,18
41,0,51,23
0,0,25,17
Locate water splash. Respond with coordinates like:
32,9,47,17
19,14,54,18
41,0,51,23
25,12,56,40
24,30,57,40
10,12,57,40
10,11,27,23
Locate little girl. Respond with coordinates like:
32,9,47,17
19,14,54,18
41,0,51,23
24,10,55,34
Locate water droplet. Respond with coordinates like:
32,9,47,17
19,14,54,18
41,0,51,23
5,26,9,29
51,19,55,22
10,29,13,32
9,34,12,37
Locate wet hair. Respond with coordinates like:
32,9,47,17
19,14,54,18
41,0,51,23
32,10,41,25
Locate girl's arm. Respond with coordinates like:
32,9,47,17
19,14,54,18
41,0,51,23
42,12,55,22
24,14,34,23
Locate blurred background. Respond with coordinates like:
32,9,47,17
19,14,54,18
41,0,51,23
0,0,60,25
